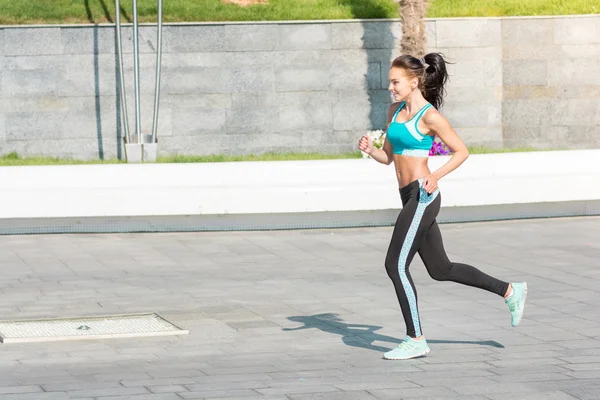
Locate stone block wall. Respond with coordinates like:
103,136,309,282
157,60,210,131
0,15,599,159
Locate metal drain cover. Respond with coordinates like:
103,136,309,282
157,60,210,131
0,313,189,343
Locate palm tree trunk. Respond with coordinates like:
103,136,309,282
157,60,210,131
399,0,429,58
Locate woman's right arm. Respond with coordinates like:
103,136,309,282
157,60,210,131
357,104,399,165
365,138,393,165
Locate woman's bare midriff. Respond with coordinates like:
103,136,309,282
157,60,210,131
393,154,431,188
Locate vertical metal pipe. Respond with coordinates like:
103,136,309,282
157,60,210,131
151,0,163,144
114,0,130,143
132,0,142,144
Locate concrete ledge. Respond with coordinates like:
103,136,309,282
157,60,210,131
1,200,599,235
0,150,599,234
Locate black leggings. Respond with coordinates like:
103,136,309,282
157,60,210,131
385,179,509,338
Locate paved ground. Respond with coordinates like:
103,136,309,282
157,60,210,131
0,216,599,400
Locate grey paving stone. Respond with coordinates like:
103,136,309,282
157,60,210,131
562,370,600,379
485,391,579,400
562,363,600,371
0,394,70,400
447,383,544,395
0,386,43,395
42,382,123,392
335,381,420,391
60,387,150,397
559,356,600,364
182,381,271,392
255,386,341,395
179,389,258,399
189,374,273,385
203,398,287,400
395,397,489,400
489,372,572,383
416,362,493,372
146,384,189,393
486,358,567,369
406,376,498,388
96,395,182,400
368,387,460,399
288,391,377,400
0,217,598,400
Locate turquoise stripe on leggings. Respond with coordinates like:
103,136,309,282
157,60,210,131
398,181,439,337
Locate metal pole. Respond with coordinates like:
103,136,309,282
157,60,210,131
151,0,163,144
132,0,142,144
114,0,130,143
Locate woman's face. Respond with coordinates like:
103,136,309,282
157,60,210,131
388,67,417,102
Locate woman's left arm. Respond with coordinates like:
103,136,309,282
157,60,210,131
421,109,469,193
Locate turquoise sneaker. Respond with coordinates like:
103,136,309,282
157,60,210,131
383,336,430,360
506,282,528,327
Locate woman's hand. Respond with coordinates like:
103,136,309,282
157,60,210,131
358,135,374,154
422,174,438,194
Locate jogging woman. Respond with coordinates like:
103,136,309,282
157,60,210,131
358,53,527,360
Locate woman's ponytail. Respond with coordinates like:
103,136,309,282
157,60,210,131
391,52,451,109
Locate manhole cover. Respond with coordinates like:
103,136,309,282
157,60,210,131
0,313,189,343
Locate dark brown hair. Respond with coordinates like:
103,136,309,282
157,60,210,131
391,53,450,109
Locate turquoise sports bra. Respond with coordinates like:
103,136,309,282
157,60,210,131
386,102,434,157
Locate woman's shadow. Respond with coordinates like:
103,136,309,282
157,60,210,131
283,313,504,352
